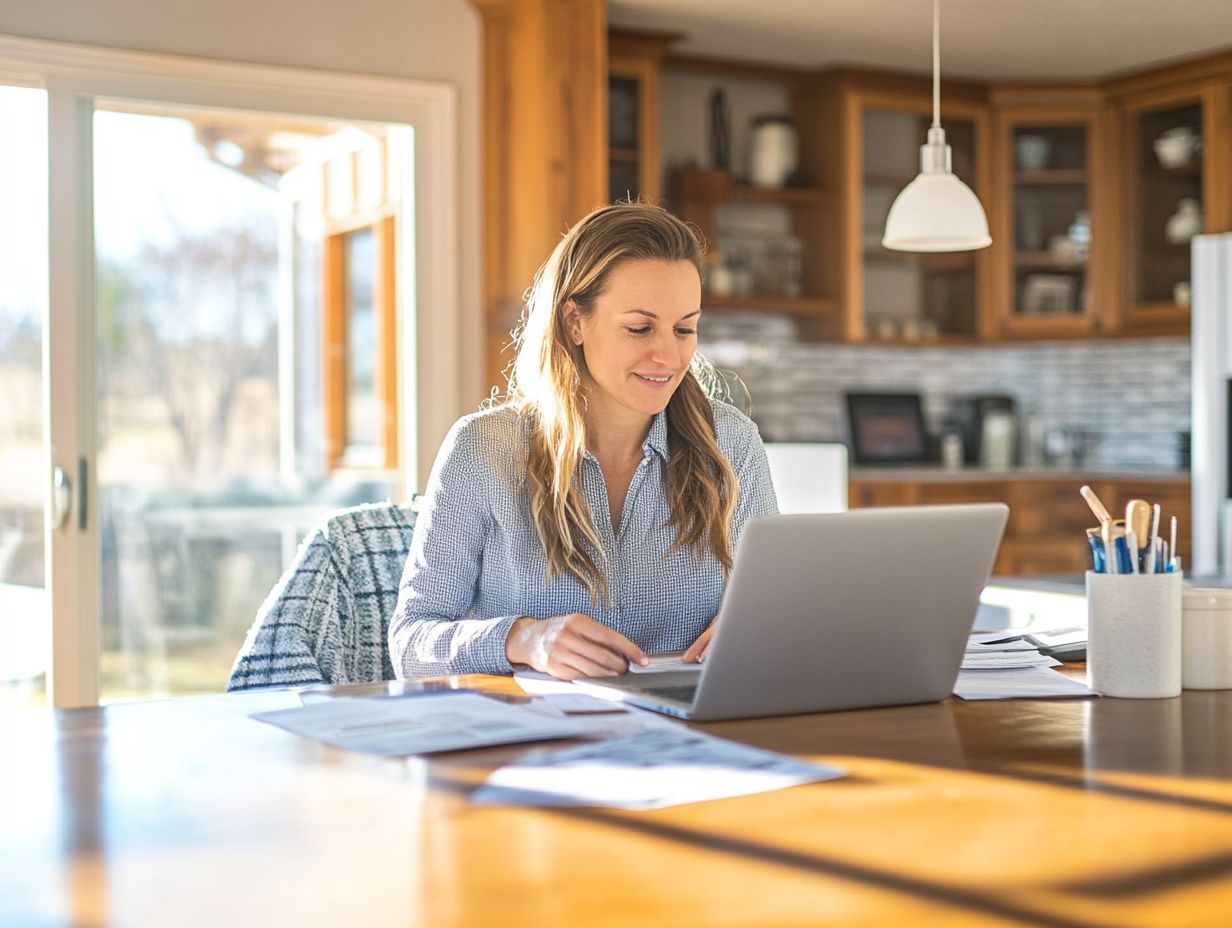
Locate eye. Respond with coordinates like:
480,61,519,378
675,327,697,337
625,326,652,336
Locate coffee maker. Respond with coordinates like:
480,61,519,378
948,395,1017,466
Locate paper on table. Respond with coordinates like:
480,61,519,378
961,650,1061,670
523,694,685,739
514,670,623,697
967,631,1039,652
627,653,702,674
472,729,845,810
251,691,587,756
954,666,1098,700
532,693,632,714
512,676,688,738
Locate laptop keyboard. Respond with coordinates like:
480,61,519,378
642,683,698,703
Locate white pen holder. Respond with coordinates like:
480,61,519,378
1086,570,1182,698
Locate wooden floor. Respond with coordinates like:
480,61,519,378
2,674,1231,926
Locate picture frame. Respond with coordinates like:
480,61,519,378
1020,274,1077,315
843,392,930,465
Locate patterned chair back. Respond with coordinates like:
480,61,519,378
228,501,416,691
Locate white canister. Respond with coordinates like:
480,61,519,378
749,116,798,189
1086,570,1182,698
1181,587,1232,689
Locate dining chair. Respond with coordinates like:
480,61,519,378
227,500,417,691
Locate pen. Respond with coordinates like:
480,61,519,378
1086,526,1107,573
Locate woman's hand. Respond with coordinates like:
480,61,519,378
682,618,717,663
506,614,648,681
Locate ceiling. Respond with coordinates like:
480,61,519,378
609,0,1232,81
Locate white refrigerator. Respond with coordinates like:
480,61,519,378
1191,232,1232,575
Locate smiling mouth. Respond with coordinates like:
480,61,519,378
635,373,674,384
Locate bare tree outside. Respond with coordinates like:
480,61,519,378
98,218,279,480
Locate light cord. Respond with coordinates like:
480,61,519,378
932,0,940,129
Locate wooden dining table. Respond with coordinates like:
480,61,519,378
2,673,1231,927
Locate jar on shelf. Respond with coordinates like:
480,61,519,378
749,115,798,189
705,252,734,297
1166,198,1203,244
1067,210,1091,248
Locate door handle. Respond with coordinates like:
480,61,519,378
51,465,72,530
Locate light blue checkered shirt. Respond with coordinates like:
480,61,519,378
389,398,779,677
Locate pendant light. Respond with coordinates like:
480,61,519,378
882,0,991,252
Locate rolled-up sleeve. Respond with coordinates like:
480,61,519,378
388,422,521,677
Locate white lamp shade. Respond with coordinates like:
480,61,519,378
881,172,992,252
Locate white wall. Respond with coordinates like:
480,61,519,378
0,0,487,427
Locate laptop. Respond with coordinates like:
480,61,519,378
577,504,1009,721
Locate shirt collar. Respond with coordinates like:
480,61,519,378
642,411,669,462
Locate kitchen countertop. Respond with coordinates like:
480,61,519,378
849,466,1190,483
988,572,1232,595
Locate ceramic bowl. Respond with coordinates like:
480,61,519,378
1154,134,1196,168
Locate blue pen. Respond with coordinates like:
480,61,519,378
1086,528,1107,573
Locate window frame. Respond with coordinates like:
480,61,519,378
0,33,460,707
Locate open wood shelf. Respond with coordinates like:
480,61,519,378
861,334,980,346
863,249,975,272
677,169,830,206
703,293,838,316
1014,252,1088,269
1147,159,1202,175
1014,169,1088,185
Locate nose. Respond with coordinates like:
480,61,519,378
646,330,684,368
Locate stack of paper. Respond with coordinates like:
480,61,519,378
251,691,590,756
955,631,1098,700
472,729,845,810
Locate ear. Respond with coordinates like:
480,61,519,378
563,299,584,346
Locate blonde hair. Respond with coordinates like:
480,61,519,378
504,202,739,603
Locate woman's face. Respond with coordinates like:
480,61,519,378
567,258,701,427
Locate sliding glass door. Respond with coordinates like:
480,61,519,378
0,38,460,706
91,103,411,700
0,85,49,707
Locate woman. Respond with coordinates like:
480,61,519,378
389,202,778,680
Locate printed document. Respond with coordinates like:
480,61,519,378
954,666,1098,700
251,692,587,756
961,650,1061,670
472,729,845,810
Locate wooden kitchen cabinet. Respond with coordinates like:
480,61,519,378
607,30,677,205
1096,478,1192,563
672,168,840,333
849,480,920,509
796,73,995,344
1108,77,1232,335
472,0,607,392
474,16,1232,378
990,93,1112,338
848,474,1190,575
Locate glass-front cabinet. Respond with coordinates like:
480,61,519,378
1118,82,1232,333
993,105,1106,337
838,90,993,343
606,31,674,206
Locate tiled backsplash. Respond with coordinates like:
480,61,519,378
699,312,1191,472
